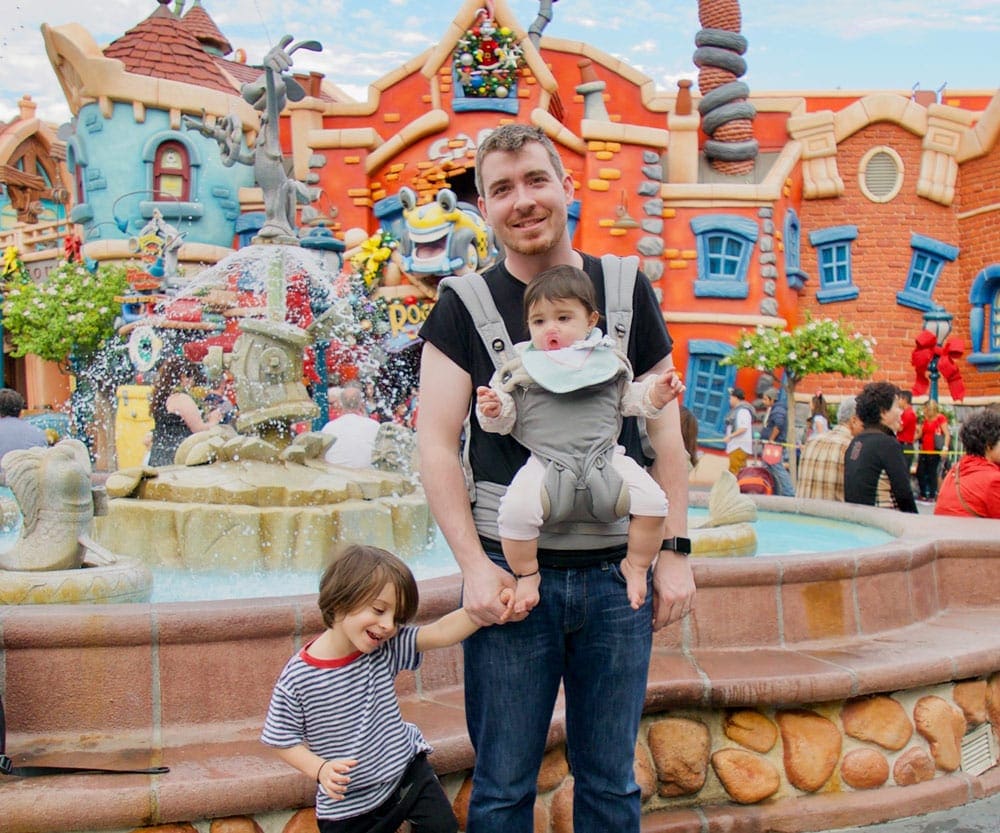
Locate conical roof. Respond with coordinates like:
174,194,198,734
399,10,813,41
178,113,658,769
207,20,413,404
103,0,237,96
181,0,232,57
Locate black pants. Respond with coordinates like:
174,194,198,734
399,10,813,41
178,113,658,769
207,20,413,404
318,753,458,833
916,451,941,499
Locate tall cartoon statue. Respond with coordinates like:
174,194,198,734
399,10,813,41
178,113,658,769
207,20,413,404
184,35,321,244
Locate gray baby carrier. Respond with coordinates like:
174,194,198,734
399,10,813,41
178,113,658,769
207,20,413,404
438,255,646,550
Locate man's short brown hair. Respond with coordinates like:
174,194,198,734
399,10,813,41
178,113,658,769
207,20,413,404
474,123,565,198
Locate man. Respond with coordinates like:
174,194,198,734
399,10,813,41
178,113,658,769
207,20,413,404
797,396,861,501
321,384,379,468
417,123,694,833
0,388,48,465
844,382,917,512
761,387,796,496
723,387,754,475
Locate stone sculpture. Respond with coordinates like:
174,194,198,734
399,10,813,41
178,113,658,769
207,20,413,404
0,439,114,572
184,35,321,244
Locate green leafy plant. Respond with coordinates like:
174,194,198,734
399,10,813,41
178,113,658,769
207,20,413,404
722,313,878,482
3,259,129,365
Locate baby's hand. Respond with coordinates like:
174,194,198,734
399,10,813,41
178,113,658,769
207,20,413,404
651,370,685,409
318,757,358,800
476,386,502,419
514,573,541,615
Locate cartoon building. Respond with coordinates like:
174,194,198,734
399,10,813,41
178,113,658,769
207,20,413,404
2,0,998,449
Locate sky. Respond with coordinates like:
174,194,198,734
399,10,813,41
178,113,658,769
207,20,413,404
1,0,998,125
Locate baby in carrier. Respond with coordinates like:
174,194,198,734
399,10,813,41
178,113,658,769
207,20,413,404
476,265,685,614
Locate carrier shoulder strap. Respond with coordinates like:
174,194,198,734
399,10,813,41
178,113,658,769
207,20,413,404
0,695,169,778
601,254,654,458
438,273,515,371
437,273,515,503
601,254,639,352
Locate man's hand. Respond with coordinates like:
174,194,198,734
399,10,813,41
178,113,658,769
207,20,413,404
651,549,695,631
476,386,502,419
463,557,524,626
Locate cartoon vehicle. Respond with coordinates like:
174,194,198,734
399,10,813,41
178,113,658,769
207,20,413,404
398,187,497,276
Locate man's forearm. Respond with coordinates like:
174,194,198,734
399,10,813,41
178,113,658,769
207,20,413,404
420,446,488,573
646,402,689,535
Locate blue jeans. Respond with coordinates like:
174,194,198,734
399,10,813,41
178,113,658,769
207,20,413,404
463,551,652,833
766,460,796,496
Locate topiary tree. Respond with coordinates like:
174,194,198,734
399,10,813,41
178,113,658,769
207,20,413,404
722,313,878,483
2,257,130,468
3,259,128,364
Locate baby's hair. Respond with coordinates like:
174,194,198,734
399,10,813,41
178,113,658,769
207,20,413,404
523,264,598,322
317,543,419,628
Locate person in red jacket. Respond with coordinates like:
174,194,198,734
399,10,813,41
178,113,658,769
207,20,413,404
935,409,1000,518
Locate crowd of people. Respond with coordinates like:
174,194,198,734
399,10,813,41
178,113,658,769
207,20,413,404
720,375,997,521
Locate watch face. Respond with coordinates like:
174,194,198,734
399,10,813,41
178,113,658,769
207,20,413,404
663,537,692,554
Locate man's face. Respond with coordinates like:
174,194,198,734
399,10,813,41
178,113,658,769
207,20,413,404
477,141,573,258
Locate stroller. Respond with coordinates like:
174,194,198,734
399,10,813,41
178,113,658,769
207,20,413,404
737,461,775,495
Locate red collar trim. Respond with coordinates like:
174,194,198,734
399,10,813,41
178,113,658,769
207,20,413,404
299,636,362,668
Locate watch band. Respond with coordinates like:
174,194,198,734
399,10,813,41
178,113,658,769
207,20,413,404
661,536,692,555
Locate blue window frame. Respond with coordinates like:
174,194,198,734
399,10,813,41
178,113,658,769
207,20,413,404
896,233,959,312
784,209,808,291
968,264,1000,371
685,339,738,449
691,215,758,299
809,225,859,303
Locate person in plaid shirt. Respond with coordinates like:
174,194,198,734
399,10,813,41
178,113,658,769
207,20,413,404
797,396,861,502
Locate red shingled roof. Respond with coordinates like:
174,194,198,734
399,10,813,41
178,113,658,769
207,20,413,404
104,1,239,97
182,0,232,57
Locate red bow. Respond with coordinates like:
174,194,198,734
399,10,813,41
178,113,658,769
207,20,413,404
63,234,82,263
910,330,965,401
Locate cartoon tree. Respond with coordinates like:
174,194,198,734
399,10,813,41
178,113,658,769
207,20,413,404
2,257,130,468
722,313,877,483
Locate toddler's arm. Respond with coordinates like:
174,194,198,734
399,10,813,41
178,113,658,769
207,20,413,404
475,384,516,434
416,591,513,651
623,369,686,417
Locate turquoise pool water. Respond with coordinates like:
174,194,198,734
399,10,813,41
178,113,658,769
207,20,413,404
0,487,894,603
147,510,894,603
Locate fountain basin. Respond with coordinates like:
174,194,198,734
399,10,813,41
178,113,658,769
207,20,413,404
96,459,434,570
0,557,152,604
1,496,999,833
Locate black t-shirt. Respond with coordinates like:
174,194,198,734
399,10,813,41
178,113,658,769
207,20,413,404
844,427,918,513
418,253,673,488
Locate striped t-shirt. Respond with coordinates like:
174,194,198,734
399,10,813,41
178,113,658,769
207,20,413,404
261,625,430,820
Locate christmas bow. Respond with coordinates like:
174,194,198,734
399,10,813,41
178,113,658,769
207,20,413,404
937,336,966,401
910,330,965,401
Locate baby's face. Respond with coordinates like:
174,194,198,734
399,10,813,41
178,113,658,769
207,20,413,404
527,297,596,351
